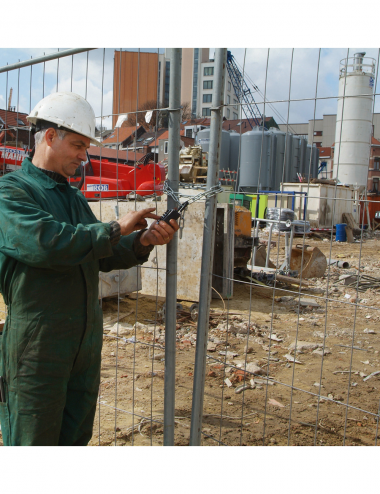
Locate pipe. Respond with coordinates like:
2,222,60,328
266,223,274,268
284,232,290,270
327,259,350,269
0,49,95,74
289,224,295,268
190,48,227,446
252,220,260,266
164,48,182,446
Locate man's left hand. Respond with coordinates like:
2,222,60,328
140,219,179,246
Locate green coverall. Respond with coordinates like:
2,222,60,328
0,158,150,446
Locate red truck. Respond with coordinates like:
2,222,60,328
0,145,165,199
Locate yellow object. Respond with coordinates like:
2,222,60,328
234,206,252,237
247,194,268,219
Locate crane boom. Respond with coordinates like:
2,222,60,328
226,51,262,129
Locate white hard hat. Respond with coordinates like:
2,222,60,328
27,91,103,147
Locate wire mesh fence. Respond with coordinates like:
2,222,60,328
0,47,379,446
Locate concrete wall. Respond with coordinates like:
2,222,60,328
89,200,207,302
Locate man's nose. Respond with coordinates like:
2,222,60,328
78,150,87,161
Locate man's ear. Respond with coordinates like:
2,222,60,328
45,128,56,147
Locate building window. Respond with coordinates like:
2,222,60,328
374,159,380,170
202,108,211,117
164,141,168,154
185,129,192,138
227,95,230,105
192,49,199,118
164,61,170,107
227,108,230,118
228,81,231,91
233,99,238,110
203,94,212,103
313,130,323,136
373,177,379,192
233,112,238,120
203,80,213,90
204,67,214,76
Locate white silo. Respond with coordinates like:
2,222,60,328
333,52,376,188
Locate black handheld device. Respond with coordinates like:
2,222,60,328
158,201,189,225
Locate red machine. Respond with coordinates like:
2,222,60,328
68,157,165,199
0,145,165,199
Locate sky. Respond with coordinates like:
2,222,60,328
0,2,378,133
0,47,378,133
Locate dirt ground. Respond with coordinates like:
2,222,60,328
1,231,380,446
88,230,380,446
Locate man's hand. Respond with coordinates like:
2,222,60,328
140,218,179,246
117,208,160,236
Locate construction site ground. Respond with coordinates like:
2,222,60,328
1,231,380,446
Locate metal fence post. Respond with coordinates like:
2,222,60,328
164,48,182,446
190,48,227,445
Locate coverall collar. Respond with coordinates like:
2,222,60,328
21,157,69,190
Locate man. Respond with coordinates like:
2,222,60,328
0,92,178,446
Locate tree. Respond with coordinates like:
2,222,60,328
123,100,166,130
181,101,193,121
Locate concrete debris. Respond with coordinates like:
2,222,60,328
269,334,283,342
250,379,256,389
284,354,303,364
219,350,239,358
313,331,326,339
106,322,134,336
288,341,320,353
268,398,285,408
254,378,275,385
276,296,295,303
134,322,150,331
299,298,320,308
207,342,217,352
245,362,265,375
224,378,232,387
151,352,164,360
235,384,250,394
216,321,251,333
363,328,376,334
363,371,380,382
312,348,331,356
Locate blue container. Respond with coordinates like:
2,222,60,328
336,223,347,242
